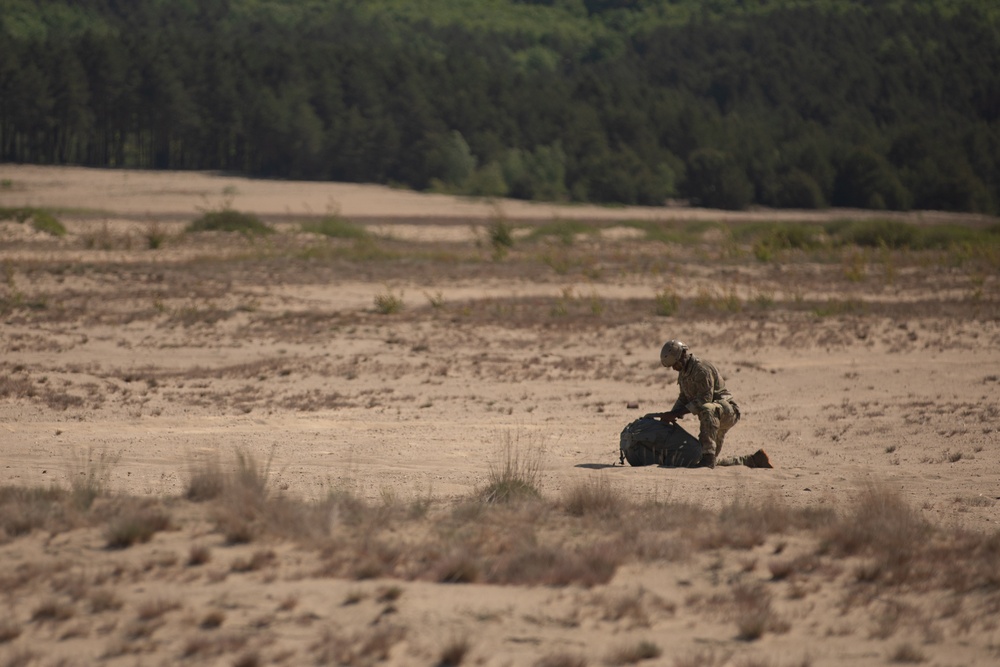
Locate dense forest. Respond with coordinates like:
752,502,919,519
1,0,999,212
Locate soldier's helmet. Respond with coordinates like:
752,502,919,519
660,340,688,367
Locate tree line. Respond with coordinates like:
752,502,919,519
1,0,998,212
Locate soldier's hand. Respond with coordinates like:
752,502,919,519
643,412,663,420
659,411,678,423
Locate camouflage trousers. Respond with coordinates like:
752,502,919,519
696,399,740,461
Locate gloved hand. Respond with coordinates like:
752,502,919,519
658,411,678,423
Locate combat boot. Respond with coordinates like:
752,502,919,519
699,452,716,469
746,449,773,469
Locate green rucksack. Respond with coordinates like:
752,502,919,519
619,417,703,467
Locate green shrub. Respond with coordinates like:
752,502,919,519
186,210,272,236
301,216,369,240
0,207,66,236
374,289,404,314
29,210,66,236
654,288,679,316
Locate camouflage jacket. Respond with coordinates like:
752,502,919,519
670,354,735,415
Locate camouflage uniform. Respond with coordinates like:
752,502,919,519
669,354,742,466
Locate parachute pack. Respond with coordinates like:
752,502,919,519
619,417,703,467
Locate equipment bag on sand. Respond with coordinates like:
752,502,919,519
619,417,702,467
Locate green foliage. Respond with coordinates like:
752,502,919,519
2,0,1000,213
373,288,404,314
684,149,754,210
0,207,66,236
487,218,515,259
301,216,369,240
186,210,272,236
653,288,679,316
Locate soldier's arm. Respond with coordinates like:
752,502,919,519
682,366,714,413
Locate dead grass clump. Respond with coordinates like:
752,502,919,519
104,503,172,549
731,582,781,641
136,598,181,622
0,372,35,399
490,540,620,587
820,481,930,582
0,485,74,540
434,553,481,584
230,549,276,573
889,642,926,663
562,476,624,519
604,640,661,665
88,589,123,614
70,448,120,510
181,631,249,659
185,455,226,502
700,496,795,550
438,636,471,666
199,610,226,630
535,654,587,667
0,616,21,643
31,598,75,623
206,448,277,544
479,432,544,504
311,625,406,665
187,544,212,566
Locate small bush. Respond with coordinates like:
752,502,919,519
186,210,272,236
488,218,514,258
30,210,67,236
374,288,404,314
145,222,168,249
105,505,172,549
301,216,369,240
480,434,543,504
654,288,679,316
605,640,661,665
438,636,471,666
562,476,624,518
186,456,226,502
889,642,926,663
70,448,120,510
0,207,66,236
534,654,587,667
0,616,21,643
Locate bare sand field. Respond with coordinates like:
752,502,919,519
1,165,999,666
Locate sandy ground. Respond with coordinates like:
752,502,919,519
1,165,999,666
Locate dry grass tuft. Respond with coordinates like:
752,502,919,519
104,503,172,549
31,598,75,623
136,598,181,622
562,476,624,519
731,581,781,641
604,640,661,665
889,642,926,663
70,448,120,510
0,485,76,540
535,654,588,667
0,617,21,644
438,636,471,666
479,431,543,504
231,549,276,573
185,455,226,502
88,589,123,614
821,481,930,583
187,544,212,566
